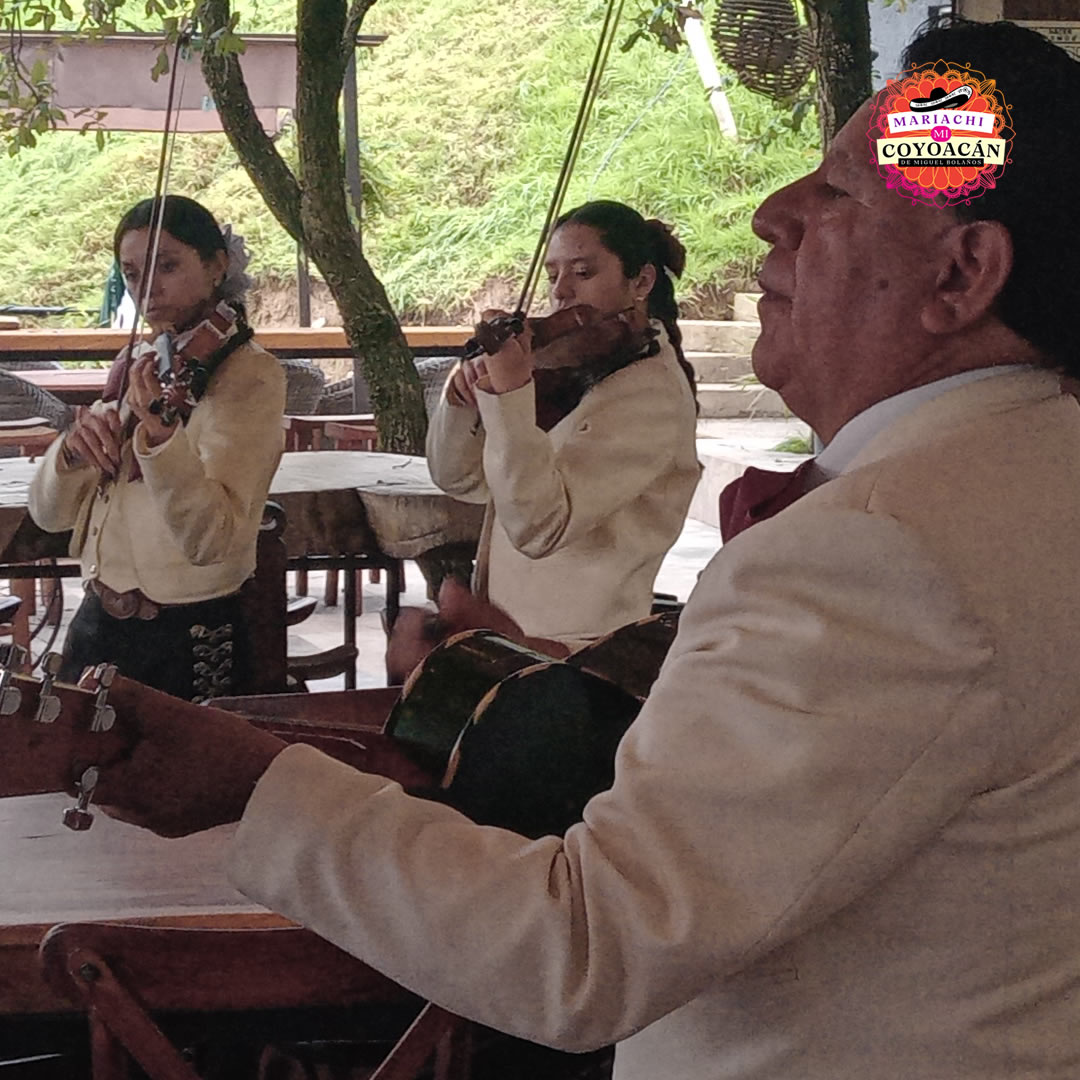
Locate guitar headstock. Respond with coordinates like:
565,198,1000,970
0,646,132,807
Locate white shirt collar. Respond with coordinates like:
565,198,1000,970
815,365,1039,480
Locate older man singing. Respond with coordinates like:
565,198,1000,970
90,16,1080,1079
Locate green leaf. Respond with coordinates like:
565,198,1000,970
150,49,170,81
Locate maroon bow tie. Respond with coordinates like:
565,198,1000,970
719,459,817,542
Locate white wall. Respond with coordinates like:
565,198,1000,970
870,0,953,89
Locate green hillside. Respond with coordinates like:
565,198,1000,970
0,0,820,322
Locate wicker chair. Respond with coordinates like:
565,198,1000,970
415,356,458,417
318,357,457,418
281,359,326,416
0,370,74,652
318,375,361,414
0,369,74,431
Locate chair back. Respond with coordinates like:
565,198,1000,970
39,921,468,1080
0,370,74,430
318,374,362,414
281,360,326,416
237,502,290,695
347,356,458,420
415,357,457,418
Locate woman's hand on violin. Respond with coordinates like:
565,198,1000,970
479,309,534,395
447,356,488,408
127,355,175,448
62,404,123,478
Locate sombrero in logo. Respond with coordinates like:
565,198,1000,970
909,84,973,111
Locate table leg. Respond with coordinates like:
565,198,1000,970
342,568,357,691
384,561,403,629
10,578,33,650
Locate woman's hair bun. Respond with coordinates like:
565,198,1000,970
645,218,686,278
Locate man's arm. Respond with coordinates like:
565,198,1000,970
223,505,1005,1050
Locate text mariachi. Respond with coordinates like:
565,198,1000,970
887,109,995,134
875,137,1005,165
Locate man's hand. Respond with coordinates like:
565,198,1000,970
436,577,528,640
62,403,123,478
127,355,175,448
384,579,569,684
87,675,287,838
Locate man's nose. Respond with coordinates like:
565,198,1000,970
752,179,805,249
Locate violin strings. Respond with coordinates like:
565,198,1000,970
517,0,626,316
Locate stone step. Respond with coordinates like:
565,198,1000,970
679,320,760,354
686,351,754,383
731,292,763,322
697,382,788,419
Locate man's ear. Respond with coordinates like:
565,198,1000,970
921,219,1013,334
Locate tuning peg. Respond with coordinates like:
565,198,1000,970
33,652,63,725
62,765,99,832
90,664,118,733
0,647,25,716
0,643,27,672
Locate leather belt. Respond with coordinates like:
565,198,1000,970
86,579,162,621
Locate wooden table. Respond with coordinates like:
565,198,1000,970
0,452,483,684
0,684,422,1036
0,792,284,1017
0,325,473,364
0,451,483,566
6,368,105,407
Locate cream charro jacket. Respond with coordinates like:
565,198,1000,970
230,369,1080,1078
425,324,701,645
28,341,285,605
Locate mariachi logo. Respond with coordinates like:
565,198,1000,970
866,60,1012,207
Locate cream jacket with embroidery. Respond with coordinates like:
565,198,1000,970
425,326,701,645
28,341,285,605
231,370,1080,1079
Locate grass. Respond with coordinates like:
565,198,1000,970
0,0,820,322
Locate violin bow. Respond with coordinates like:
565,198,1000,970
115,18,196,413
515,0,629,319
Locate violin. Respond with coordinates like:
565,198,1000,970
97,301,253,483
463,303,659,430
147,301,254,426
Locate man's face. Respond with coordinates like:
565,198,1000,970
751,103,958,441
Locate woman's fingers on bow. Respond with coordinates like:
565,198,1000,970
127,356,163,420
449,362,479,408
65,405,122,475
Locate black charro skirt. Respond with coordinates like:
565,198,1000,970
59,589,250,703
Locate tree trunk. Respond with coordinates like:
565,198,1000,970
803,0,873,148
199,0,427,453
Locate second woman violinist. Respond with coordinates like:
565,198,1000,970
388,199,701,680
29,195,286,702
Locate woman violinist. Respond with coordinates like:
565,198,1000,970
395,199,700,675
29,195,286,702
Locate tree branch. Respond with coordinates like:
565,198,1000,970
342,0,377,60
198,0,304,243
